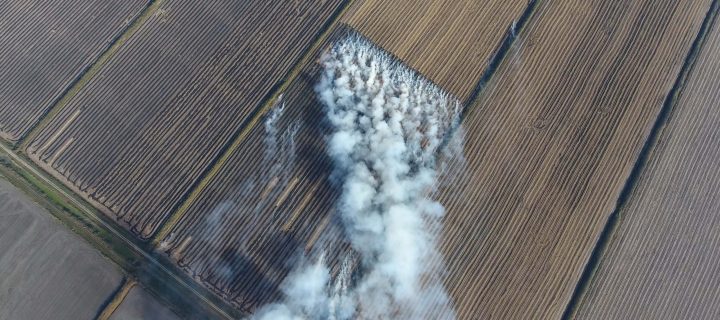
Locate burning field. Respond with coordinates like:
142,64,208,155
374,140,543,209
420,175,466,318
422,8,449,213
254,35,463,319
3,0,716,318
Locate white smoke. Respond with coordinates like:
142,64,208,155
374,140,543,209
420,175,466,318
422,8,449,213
254,34,462,319
264,97,300,183
254,256,331,319
264,97,286,163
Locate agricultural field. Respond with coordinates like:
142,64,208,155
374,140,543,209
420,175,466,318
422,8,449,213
159,0,714,316
155,0,531,310
344,0,530,100
2,0,719,318
161,1,709,318
0,0,147,143
109,285,181,320
0,178,123,320
157,56,350,311
574,10,720,319
25,0,347,239
431,0,712,318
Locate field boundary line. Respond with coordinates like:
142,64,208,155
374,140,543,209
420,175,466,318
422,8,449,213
438,0,541,159
96,278,137,320
560,1,720,318
17,0,164,151
151,0,358,246
463,0,540,109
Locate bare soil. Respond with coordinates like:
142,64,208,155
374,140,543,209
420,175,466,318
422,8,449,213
0,179,123,320
110,285,180,320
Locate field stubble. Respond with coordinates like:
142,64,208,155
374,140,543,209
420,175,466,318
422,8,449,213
574,4,720,318
0,0,147,142
26,0,347,240
156,0,532,312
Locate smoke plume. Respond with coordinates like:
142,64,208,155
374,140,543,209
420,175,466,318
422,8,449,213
254,34,462,319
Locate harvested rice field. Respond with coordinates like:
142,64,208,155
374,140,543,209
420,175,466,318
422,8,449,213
0,0,147,142
344,0,530,100
157,0,716,316
2,0,719,318
573,7,720,319
154,0,534,308
430,0,713,318
25,0,347,239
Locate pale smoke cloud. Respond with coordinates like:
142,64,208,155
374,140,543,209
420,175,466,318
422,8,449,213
160,100,300,290
264,97,300,184
264,98,285,164
254,34,462,319
254,257,331,320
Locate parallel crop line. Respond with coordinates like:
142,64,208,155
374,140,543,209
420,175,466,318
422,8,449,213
151,0,358,246
18,0,164,151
